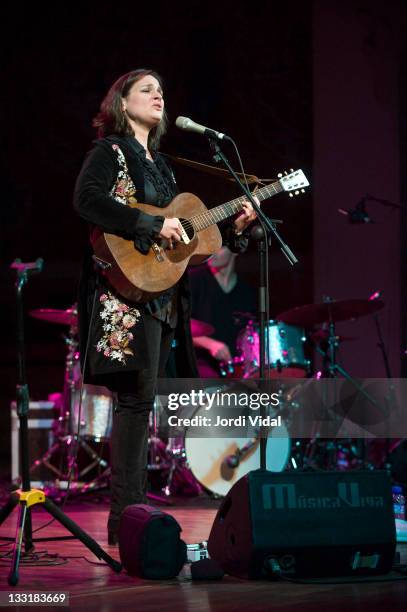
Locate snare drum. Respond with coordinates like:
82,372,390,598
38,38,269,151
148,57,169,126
237,320,308,378
71,385,114,441
69,363,114,440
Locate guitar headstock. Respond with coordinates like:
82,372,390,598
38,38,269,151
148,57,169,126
278,169,309,197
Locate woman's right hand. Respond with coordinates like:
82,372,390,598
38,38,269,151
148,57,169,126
159,218,182,248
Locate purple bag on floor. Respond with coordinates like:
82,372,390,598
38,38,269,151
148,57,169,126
118,504,187,579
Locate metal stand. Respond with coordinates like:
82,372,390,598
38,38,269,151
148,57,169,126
146,398,173,505
0,259,121,586
207,137,298,469
310,297,385,469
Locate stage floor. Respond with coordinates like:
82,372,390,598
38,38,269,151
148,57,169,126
0,494,406,611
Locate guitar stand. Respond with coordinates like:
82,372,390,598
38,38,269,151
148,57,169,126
0,259,121,586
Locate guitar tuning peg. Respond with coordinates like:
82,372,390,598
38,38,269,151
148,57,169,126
278,173,283,178
301,189,305,193
295,190,299,196
289,193,294,198
290,168,294,172
284,170,288,176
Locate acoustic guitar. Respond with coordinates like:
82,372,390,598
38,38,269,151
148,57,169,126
91,169,309,303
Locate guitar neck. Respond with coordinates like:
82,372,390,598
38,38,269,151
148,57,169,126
189,180,283,231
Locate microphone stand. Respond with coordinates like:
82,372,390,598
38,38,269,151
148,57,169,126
0,259,121,586
207,137,298,469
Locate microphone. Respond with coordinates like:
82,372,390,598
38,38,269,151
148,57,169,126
175,116,231,141
338,197,373,223
225,438,257,468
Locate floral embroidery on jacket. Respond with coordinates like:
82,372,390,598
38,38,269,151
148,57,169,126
110,144,138,205
96,292,141,364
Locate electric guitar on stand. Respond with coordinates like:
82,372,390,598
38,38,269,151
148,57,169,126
91,169,309,303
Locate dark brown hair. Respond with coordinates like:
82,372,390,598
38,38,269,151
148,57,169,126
92,69,168,149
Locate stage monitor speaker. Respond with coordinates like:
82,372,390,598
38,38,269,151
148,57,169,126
207,469,396,579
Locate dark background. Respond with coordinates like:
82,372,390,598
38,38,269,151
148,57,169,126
0,0,405,475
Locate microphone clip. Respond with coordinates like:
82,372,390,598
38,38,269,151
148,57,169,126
349,199,372,224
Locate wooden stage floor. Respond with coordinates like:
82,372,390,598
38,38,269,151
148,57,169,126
0,495,406,611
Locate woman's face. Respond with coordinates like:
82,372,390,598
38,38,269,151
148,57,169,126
122,75,164,130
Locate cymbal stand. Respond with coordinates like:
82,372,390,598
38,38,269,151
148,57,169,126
32,323,80,484
309,297,384,469
63,331,113,489
146,397,173,505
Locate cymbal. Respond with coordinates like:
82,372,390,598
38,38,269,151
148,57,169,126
276,299,384,328
30,307,78,326
190,318,214,337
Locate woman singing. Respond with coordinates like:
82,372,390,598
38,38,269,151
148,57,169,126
74,68,256,545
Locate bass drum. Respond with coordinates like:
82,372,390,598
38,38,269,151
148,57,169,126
184,412,290,497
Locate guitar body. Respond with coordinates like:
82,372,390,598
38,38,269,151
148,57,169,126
90,169,310,303
91,192,222,303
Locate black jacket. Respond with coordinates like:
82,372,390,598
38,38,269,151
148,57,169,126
73,134,198,383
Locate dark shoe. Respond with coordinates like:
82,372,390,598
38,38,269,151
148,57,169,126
108,530,119,546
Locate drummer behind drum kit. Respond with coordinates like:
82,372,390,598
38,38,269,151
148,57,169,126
29,295,385,498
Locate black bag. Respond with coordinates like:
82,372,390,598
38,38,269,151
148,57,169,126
118,504,187,579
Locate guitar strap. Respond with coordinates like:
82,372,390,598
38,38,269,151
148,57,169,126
162,154,277,187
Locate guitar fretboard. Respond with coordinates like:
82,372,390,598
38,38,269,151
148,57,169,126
189,180,282,231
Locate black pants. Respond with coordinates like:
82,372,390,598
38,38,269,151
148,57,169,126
107,315,174,533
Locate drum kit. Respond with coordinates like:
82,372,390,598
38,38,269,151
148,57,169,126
28,295,385,499
29,306,114,492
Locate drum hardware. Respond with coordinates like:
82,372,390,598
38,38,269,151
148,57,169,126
148,397,170,471
220,320,309,379
276,297,385,328
147,395,204,498
288,438,370,472
309,328,355,344
145,397,174,505
28,306,113,494
276,296,388,471
162,436,203,498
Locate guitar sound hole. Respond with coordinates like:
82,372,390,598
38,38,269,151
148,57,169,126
179,218,195,241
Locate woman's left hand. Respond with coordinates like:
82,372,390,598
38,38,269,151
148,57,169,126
233,197,259,234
